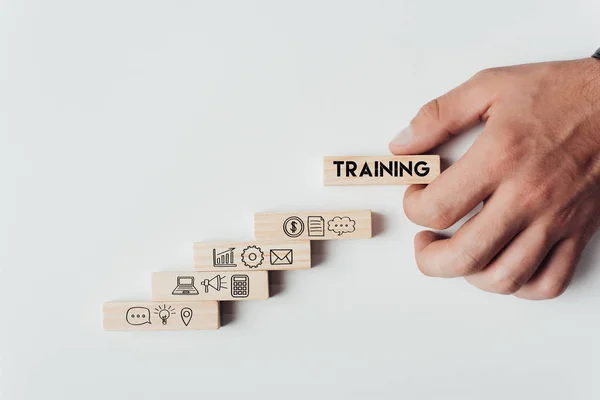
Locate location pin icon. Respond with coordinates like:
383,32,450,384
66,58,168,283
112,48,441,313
181,307,193,326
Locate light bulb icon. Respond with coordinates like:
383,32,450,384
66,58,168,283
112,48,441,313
153,304,175,326
158,309,170,325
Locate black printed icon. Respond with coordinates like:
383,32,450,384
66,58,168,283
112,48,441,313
307,216,325,236
241,245,264,268
213,247,237,268
154,304,175,325
172,276,200,295
327,216,356,236
126,307,152,326
200,274,227,293
181,307,193,326
231,274,249,298
270,249,293,265
283,216,304,238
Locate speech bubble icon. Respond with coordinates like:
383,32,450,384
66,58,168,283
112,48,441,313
327,216,356,236
126,307,152,326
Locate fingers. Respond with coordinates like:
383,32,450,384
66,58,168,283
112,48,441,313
464,224,558,294
513,237,585,300
389,69,498,155
403,131,500,229
414,190,525,278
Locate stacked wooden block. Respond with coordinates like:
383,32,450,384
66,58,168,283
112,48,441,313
103,156,440,331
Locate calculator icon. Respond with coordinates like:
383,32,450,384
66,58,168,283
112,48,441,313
231,274,249,298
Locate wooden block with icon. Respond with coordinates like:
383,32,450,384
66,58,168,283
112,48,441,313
254,210,372,241
103,301,220,331
194,240,311,271
323,155,440,185
152,271,269,301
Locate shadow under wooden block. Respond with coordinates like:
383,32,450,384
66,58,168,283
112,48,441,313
310,240,328,268
219,301,237,327
372,211,386,237
268,271,286,297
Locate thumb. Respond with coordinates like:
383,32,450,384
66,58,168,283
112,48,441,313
389,70,497,155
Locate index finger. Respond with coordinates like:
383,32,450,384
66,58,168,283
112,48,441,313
404,132,501,230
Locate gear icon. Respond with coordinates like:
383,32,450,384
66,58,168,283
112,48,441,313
241,245,264,268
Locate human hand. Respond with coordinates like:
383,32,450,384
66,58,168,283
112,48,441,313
390,58,600,300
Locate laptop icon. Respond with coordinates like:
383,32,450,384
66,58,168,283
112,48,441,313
172,276,199,295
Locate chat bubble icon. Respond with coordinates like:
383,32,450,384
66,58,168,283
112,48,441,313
126,307,152,326
327,216,356,236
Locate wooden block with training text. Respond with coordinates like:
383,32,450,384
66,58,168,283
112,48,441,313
152,271,269,301
103,301,219,331
194,240,311,271
254,210,372,241
323,155,440,185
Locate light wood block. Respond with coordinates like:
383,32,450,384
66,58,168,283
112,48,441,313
103,301,219,331
152,271,269,301
254,210,372,241
323,155,440,185
194,240,311,271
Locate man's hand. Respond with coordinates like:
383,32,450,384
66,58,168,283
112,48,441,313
390,58,600,300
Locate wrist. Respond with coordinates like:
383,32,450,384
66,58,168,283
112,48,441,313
578,58,600,114
574,58,600,163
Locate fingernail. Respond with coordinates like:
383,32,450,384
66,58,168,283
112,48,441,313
390,125,413,146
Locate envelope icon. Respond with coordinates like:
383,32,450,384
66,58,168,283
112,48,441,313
270,249,293,265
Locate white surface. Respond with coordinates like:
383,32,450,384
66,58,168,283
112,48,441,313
2,1,600,399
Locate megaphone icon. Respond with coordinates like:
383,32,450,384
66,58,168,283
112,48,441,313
200,275,227,293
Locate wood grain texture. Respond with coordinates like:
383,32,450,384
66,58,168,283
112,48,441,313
194,240,311,271
152,271,269,301
103,301,219,331
254,210,372,241
323,155,440,185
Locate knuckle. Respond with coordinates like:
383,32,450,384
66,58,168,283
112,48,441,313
473,68,493,81
538,223,560,246
473,67,507,82
418,98,442,123
403,194,420,224
519,184,552,212
416,259,434,277
494,134,526,164
548,207,578,234
478,133,527,180
426,199,455,230
414,253,435,277
487,269,523,295
535,279,570,300
451,245,483,276
404,193,454,230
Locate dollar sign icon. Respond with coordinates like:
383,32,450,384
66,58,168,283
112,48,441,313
283,216,304,238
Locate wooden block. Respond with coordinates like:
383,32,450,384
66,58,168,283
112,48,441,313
323,155,440,185
152,271,269,301
194,240,311,271
254,210,372,241
103,301,219,331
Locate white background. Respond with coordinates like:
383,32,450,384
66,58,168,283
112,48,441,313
2,1,600,399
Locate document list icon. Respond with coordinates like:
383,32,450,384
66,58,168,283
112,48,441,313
308,216,325,236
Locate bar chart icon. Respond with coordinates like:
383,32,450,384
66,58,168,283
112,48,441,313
213,247,237,267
